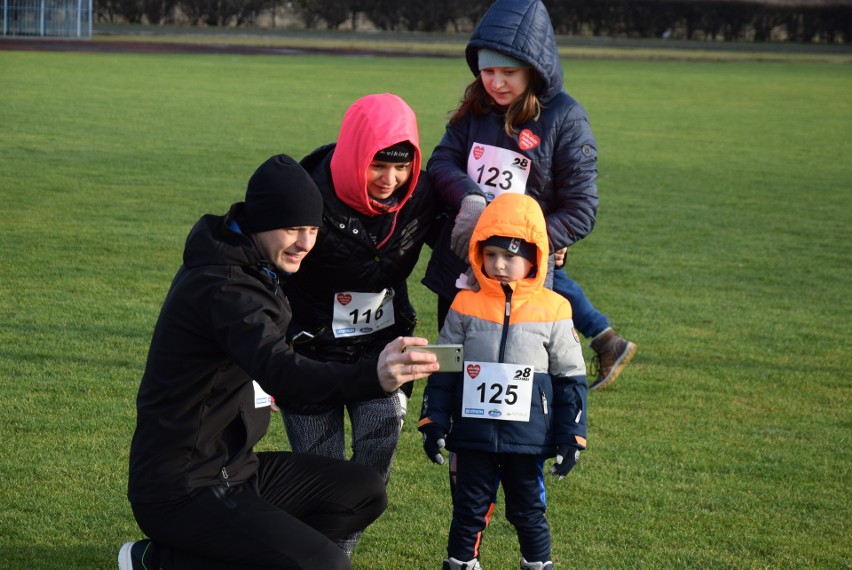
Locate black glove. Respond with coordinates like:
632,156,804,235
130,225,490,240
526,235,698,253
549,444,581,480
420,423,447,465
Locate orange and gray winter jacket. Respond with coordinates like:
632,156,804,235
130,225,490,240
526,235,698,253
420,193,588,456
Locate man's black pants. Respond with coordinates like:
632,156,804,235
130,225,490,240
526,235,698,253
131,451,387,569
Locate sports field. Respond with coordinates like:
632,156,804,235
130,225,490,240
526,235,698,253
0,37,850,568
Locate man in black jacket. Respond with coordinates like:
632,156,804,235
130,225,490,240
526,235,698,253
119,154,439,570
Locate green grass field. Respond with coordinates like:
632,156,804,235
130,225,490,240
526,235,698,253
0,43,850,569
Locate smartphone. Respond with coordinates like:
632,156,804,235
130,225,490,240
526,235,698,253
403,344,464,372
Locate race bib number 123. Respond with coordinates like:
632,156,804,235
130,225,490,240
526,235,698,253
467,143,532,201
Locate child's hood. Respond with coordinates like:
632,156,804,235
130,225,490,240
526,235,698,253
469,193,549,296
464,0,563,102
329,93,421,217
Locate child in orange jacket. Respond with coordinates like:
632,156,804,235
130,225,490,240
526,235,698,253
419,192,588,570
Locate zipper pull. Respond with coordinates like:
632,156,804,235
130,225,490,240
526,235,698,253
503,283,513,317
542,392,548,415
221,467,230,488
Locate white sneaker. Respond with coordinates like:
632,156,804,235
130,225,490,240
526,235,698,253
443,556,483,570
117,539,154,570
520,557,553,570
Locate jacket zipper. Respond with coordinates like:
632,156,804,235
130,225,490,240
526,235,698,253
494,283,513,451
498,283,512,363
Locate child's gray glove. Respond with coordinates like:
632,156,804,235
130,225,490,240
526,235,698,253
549,444,581,480
454,267,480,292
450,194,487,262
419,423,447,465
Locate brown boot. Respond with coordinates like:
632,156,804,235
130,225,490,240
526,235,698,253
589,328,636,391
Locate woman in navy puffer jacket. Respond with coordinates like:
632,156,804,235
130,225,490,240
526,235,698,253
423,0,636,394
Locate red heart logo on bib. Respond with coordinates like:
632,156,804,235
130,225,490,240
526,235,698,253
467,364,481,379
336,293,352,306
518,129,540,150
473,145,485,160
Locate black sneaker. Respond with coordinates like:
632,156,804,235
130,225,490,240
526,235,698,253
589,328,637,391
118,539,155,570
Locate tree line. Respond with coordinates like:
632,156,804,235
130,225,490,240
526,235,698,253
95,0,851,43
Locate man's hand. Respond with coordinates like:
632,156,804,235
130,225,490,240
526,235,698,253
377,337,440,393
419,423,447,465
450,195,487,262
549,444,581,480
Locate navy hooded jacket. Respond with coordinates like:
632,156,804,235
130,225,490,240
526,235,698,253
423,0,599,301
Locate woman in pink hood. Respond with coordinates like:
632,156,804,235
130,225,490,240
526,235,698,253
281,93,439,554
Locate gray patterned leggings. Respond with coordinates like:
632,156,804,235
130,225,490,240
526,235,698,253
281,391,408,555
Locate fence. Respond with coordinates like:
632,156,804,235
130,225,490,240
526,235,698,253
2,0,92,38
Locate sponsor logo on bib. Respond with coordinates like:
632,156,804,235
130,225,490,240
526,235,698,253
467,363,481,379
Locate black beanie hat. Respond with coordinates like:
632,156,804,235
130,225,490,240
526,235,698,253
481,235,537,264
243,154,323,233
373,141,415,163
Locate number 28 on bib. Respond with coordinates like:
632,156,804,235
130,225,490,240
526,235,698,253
461,361,534,422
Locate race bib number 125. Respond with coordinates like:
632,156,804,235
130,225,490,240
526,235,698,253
461,361,534,422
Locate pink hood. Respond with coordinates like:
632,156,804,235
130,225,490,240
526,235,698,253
329,93,422,219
